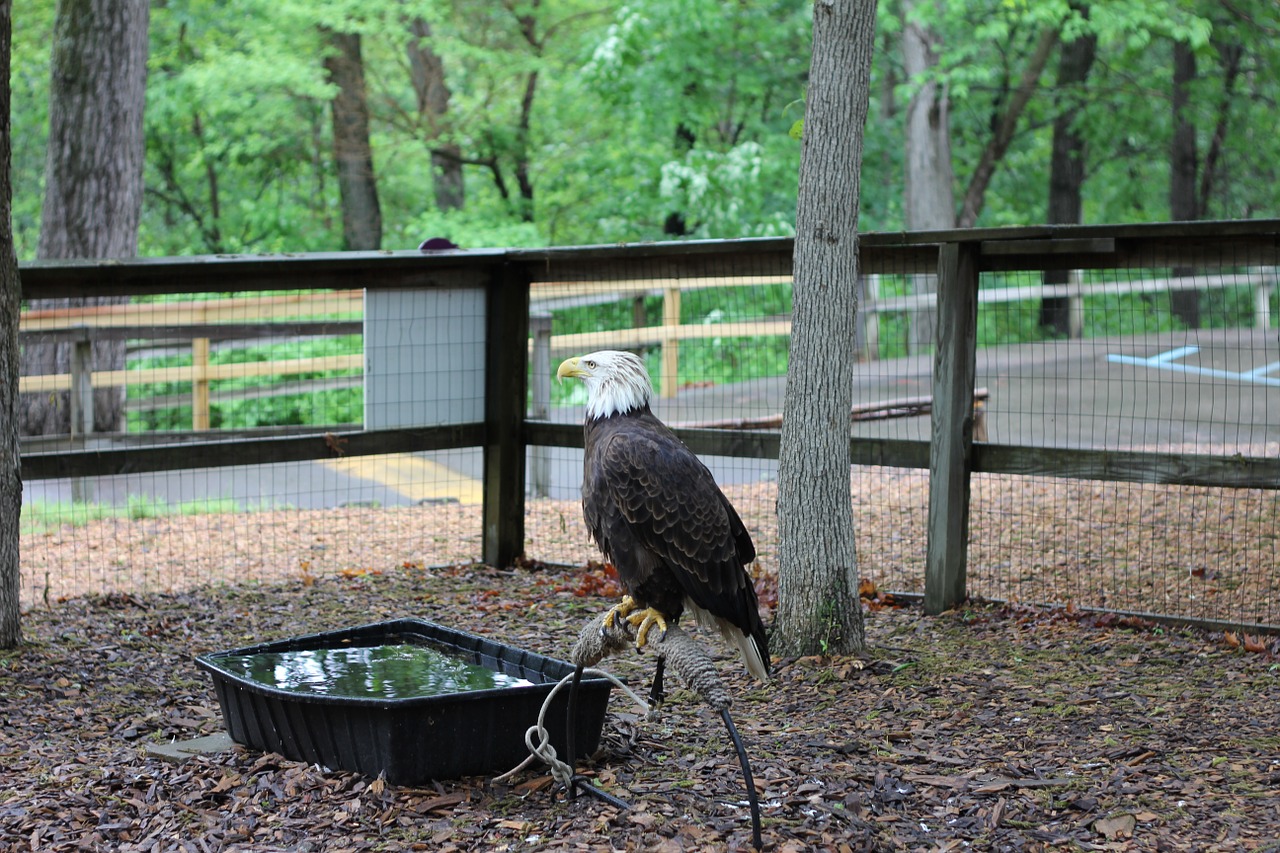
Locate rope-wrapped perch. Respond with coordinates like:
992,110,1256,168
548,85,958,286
570,610,733,712
567,608,762,849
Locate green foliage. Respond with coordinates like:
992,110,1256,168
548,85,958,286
10,0,56,258
127,335,363,431
12,0,1280,258
548,282,793,401
11,0,1280,432
21,496,247,535
143,0,338,254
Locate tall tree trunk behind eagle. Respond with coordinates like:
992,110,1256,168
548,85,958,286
1,0,22,647
901,0,953,354
406,18,464,212
20,0,148,435
1168,39,1200,328
775,0,877,657
323,28,382,250
1040,24,1097,337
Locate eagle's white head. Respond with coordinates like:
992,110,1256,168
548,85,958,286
556,350,653,420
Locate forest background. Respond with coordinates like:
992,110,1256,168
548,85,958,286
9,0,1280,261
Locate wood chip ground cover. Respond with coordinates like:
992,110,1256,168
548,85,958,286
20,478,1280,630
3,564,1279,851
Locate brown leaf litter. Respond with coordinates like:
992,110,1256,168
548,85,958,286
2,562,1279,851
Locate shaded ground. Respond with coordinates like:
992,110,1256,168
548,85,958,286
21,478,1280,628
3,563,1279,851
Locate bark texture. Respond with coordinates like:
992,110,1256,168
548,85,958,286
775,0,877,657
901,0,954,232
901,0,953,352
20,0,148,436
324,29,382,251
407,18,464,212
1,0,22,647
1041,28,1097,336
1168,39,1201,327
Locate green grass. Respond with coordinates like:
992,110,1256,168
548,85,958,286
21,496,250,535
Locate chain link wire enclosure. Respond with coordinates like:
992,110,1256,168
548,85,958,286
16,224,1280,632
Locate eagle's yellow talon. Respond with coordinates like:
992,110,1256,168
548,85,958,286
602,595,637,632
627,607,668,650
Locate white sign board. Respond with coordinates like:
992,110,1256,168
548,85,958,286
364,289,486,429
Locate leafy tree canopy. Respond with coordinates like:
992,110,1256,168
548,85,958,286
10,0,1279,259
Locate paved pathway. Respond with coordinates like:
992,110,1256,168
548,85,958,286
24,328,1278,509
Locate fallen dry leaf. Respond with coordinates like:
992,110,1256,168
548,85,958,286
1096,813,1137,839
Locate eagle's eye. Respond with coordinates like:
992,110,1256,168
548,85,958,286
585,360,596,369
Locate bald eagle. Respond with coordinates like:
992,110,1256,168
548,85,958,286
557,350,770,681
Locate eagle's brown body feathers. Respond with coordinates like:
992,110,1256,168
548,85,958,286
559,351,770,680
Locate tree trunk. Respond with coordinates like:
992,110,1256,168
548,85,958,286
324,29,382,250
1197,40,1243,217
901,0,954,352
1041,28,1097,336
1169,39,1200,327
1,0,23,647
775,0,877,657
957,27,1060,228
20,0,148,436
407,18,464,212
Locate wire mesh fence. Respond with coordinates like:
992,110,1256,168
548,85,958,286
19,281,489,607
16,227,1280,632
958,253,1279,628
524,234,1279,630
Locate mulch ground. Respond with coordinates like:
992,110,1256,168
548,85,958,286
21,480,1280,628
3,562,1279,852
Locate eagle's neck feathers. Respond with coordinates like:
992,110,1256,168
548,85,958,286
585,359,653,421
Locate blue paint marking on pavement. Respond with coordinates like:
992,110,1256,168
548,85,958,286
1106,346,1280,387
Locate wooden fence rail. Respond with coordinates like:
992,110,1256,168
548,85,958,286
19,265,1278,422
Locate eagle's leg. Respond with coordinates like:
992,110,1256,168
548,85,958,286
601,595,638,633
626,607,669,650
648,655,666,709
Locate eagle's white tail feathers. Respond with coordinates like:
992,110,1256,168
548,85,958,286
687,601,770,682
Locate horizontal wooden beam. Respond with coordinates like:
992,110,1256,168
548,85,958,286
21,424,485,480
18,221,1280,301
20,321,363,344
19,354,363,394
19,251,501,300
972,443,1280,491
549,318,793,354
123,375,362,412
23,415,1280,491
524,421,1280,491
980,237,1115,256
20,290,364,330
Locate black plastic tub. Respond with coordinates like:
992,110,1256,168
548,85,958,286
195,618,613,784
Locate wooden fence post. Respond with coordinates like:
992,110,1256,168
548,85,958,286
69,335,94,439
528,312,552,497
924,241,979,615
660,284,680,397
862,274,880,360
1068,269,1085,339
483,263,531,568
192,337,211,430
69,334,95,503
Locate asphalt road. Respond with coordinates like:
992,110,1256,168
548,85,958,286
24,328,1279,509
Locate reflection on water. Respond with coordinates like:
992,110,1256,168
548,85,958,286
217,642,535,699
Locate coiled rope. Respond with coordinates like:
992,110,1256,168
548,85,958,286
493,666,649,787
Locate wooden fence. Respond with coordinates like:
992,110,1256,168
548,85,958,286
17,221,1280,623
25,259,1274,428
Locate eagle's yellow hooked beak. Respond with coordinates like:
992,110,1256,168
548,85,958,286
556,356,585,383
